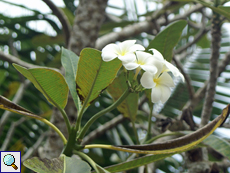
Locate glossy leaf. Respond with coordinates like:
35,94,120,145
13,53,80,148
107,71,138,121
75,48,122,106
146,20,187,62
61,47,82,111
13,64,69,109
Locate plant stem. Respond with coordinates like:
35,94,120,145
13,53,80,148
133,67,141,80
145,106,153,142
40,118,67,144
62,126,78,156
59,108,71,134
75,66,100,133
73,151,100,173
77,88,130,142
131,120,140,145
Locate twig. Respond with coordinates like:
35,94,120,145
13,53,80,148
1,117,26,151
42,0,71,46
173,56,195,100
96,4,203,50
200,10,222,127
0,51,60,73
175,25,211,55
22,132,47,162
82,114,125,145
0,80,30,136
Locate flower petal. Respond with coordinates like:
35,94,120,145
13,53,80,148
165,61,185,82
102,51,118,62
140,72,155,89
136,51,152,62
129,44,145,53
159,85,171,103
140,64,157,74
149,49,164,61
102,43,120,54
118,53,136,62
151,85,171,103
119,40,136,53
122,61,139,70
158,72,175,87
151,86,162,103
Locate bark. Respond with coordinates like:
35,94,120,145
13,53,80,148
68,0,108,55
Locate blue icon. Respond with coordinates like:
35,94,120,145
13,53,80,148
3,154,18,170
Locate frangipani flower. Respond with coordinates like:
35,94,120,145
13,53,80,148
122,51,163,74
140,71,175,103
149,49,184,82
101,40,145,62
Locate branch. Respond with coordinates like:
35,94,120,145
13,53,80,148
175,25,211,55
200,11,222,127
0,80,30,136
22,132,47,162
42,0,71,46
0,51,61,72
82,114,125,145
173,55,195,100
1,117,26,151
96,4,203,50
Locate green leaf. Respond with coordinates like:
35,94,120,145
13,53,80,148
218,6,230,13
13,64,69,109
146,20,187,62
204,134,230,160
105,153,174,173
76,48,122,106
107,71,138,121
23,155,91,173
0,70,7,87
61,47,82,111
23,157,64,173
63,155,91,173
197,33,210,48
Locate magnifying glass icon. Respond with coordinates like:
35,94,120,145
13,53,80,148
3,154,18,170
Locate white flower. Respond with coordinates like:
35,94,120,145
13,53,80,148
101,40,145,62
149,49,184,82
122,51,163,74
140,71,175,103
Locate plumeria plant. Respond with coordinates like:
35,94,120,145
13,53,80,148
0,20,229,173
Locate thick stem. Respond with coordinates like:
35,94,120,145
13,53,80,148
200,6,221,127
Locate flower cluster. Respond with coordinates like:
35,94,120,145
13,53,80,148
101,40,184,103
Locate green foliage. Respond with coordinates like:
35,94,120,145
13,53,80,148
146,20,187,62
61,47,82,111
107,71,138,121
75,48,122,107
13,64,69,109
23,155,91,173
